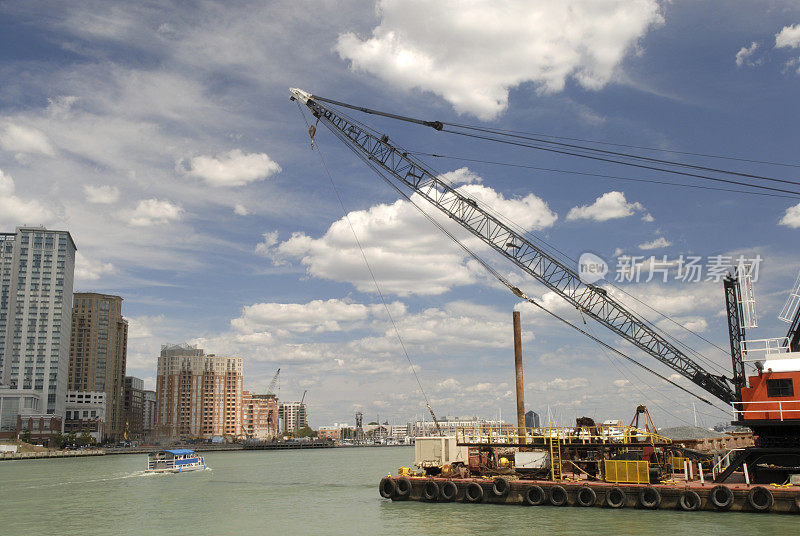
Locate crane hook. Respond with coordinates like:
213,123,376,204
308,117,320,149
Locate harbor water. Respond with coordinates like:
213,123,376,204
0,446,796,535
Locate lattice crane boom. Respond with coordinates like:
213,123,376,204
267,368,280,396
290,88,737,405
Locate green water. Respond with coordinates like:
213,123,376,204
0,447,796,535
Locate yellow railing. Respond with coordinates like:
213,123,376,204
454,424,672,447
604,460,650,484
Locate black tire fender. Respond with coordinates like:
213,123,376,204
492,476,510,497
379,477,396,499
465,482,484,503
576,486,597,507
747,486,773,512
440,480,458,501
523,485,546,506
422,480,439,502
395,477,412,500
606,486,626,508
638,486,661,509
678,490,701,511
549,485,568,506
710,485,734,510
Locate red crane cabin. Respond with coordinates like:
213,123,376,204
739,353,800,421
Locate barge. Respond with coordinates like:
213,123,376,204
379,475,800,513
378,412,800,514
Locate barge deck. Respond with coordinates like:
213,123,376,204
380,475,800,514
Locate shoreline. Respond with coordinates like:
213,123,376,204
1,442,409,461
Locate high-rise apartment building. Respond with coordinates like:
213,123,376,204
123,376,144,438
0,227,76,443
142,390,156,435
155,344,242,441
241,391,278,440
278,402,308,434
68,293,128,440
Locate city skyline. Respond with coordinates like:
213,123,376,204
1,2,799,428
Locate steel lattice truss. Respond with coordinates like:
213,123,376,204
300,94,736,405
723,276,746,392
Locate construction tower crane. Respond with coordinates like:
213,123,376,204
289,87,735,404
289,88,800,483
266,368,281,396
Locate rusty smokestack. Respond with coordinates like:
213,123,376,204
513,310,525,443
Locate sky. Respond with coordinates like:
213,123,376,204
1,0,799,429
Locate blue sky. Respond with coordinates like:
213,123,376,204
1,1,799,428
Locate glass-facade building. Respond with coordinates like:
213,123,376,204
0,227,76,434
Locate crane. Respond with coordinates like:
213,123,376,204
266,368,280,396
265,368,280,438
289,88,800,483
289,87,734,404
779,270,800,352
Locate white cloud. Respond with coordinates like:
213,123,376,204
776,24,800,49
129,198,183,226
0,169,53,226
638,236,671,250
234,204,249,216
335,0,663,119
780,202,800,228
74,251,115,281
231,299,389,336
735,41,759,66
606,282,720,317
566,191,645,222
255,231,279,256
180,149,281,187
270,170,556,295
440,168,482,185
0,122,55,155
46,96,80,117
84,184,120,204
528,377,590,391
613,379,630,387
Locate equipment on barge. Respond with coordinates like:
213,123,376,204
289,88,800,488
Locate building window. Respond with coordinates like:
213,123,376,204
766,378,794,398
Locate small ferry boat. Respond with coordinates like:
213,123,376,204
146,449,207,473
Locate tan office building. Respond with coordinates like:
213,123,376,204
155,344,242,441
68,293,128,441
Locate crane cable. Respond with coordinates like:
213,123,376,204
443,124,800,188
296,103,442,435
309,94,800,191
316,108,720,409
407,152,800,200
443,129,800,196
317,102,770,374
